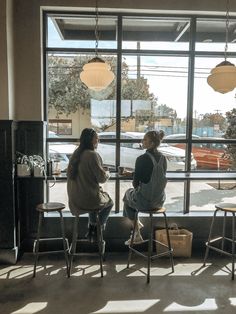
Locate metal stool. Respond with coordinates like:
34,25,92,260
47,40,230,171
127,208,174,283
69,210,105,277
33,202,70,278
203,203,236,280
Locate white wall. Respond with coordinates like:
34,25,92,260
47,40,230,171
0,0,15,120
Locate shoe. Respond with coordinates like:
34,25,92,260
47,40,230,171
138,220,144,229
101,240,106,256
85,225,98,243
125,230,144,246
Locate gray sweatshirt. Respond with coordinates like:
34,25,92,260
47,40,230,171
67,149,110,216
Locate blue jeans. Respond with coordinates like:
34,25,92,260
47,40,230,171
89,200,113,226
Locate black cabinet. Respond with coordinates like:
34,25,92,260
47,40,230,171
0,120,18,263
0,120,45,263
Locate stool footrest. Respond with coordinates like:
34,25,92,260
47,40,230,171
34,237,68,242
206,244,236,258
129,247,173,260
207,236,234,245
34,249,70,255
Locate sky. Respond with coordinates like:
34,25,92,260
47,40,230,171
47,18,236,119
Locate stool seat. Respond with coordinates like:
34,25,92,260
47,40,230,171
215,203,236,213
36,202,65,212
139,207,166,214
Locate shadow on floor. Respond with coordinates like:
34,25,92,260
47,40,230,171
0,253,236,314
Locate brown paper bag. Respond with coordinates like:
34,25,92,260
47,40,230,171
155,225,193,257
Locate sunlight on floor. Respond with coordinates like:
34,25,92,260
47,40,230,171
0,265,53,279
229,298,236,306
163,298,218,312
70,265,106,277
0,262,232,279
126,263,212,277
213,263,232,276
92,300,160,313
11,302,48,314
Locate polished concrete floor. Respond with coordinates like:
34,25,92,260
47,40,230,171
0,252,236,314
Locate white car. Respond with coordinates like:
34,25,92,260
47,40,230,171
47,131,197,172
48,132,77,172
97,132,197,171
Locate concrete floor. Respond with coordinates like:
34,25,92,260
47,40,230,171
0,253,236,314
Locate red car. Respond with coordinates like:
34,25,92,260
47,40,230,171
165,135,231,170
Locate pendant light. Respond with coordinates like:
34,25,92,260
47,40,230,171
207,0,236,94
80,0,115,91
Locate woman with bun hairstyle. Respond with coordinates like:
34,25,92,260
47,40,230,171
123,130,167,245
67,128,113,242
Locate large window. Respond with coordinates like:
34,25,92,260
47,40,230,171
44,12,236,213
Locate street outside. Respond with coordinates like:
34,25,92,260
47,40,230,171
48,179,236,213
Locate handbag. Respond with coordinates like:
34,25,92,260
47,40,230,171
155,223,193,257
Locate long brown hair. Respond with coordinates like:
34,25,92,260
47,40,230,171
67,128,97,180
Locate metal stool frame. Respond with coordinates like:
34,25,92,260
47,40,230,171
69,210,105,277
127,208,174,283
203,203,236,280
33,202,70,278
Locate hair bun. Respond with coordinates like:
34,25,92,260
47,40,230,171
158,130,165,141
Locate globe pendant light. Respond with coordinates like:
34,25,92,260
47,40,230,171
80,0,115,91
207,0,236,94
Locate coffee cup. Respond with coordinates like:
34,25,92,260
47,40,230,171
118,166,124,175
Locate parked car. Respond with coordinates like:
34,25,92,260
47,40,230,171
48,131,77,171
47,131,198,172
165,134,231,170
97,131,197,171
49,147,70,172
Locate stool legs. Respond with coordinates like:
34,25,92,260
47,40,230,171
70,214,104,278
232,213,235,280
163,212,174,273
96,212,104,277
69,216,78,276
127,210,174,283
59,211,70,278
127,211,138,269
147,213,154,284
203,209,218,266
203,209,236,280
221,211,227,252
33,212,43,277
33,210,69,278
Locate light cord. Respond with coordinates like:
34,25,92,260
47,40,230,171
224,0,230,61
95,0,99,57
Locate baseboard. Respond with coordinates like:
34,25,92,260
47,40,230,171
0,247,18,264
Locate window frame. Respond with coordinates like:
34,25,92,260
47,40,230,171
43,10,236,214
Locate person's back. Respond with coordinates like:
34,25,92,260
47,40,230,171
136,151,167,211
67,149,110,214
67,128,113,242
123,130,166,245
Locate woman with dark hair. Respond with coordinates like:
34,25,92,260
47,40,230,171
123,130,167,245
67,128,113,241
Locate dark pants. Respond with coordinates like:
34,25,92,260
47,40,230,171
89,200,113,226
123,201,137,221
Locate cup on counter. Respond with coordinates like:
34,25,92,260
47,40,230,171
118,166,125,175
